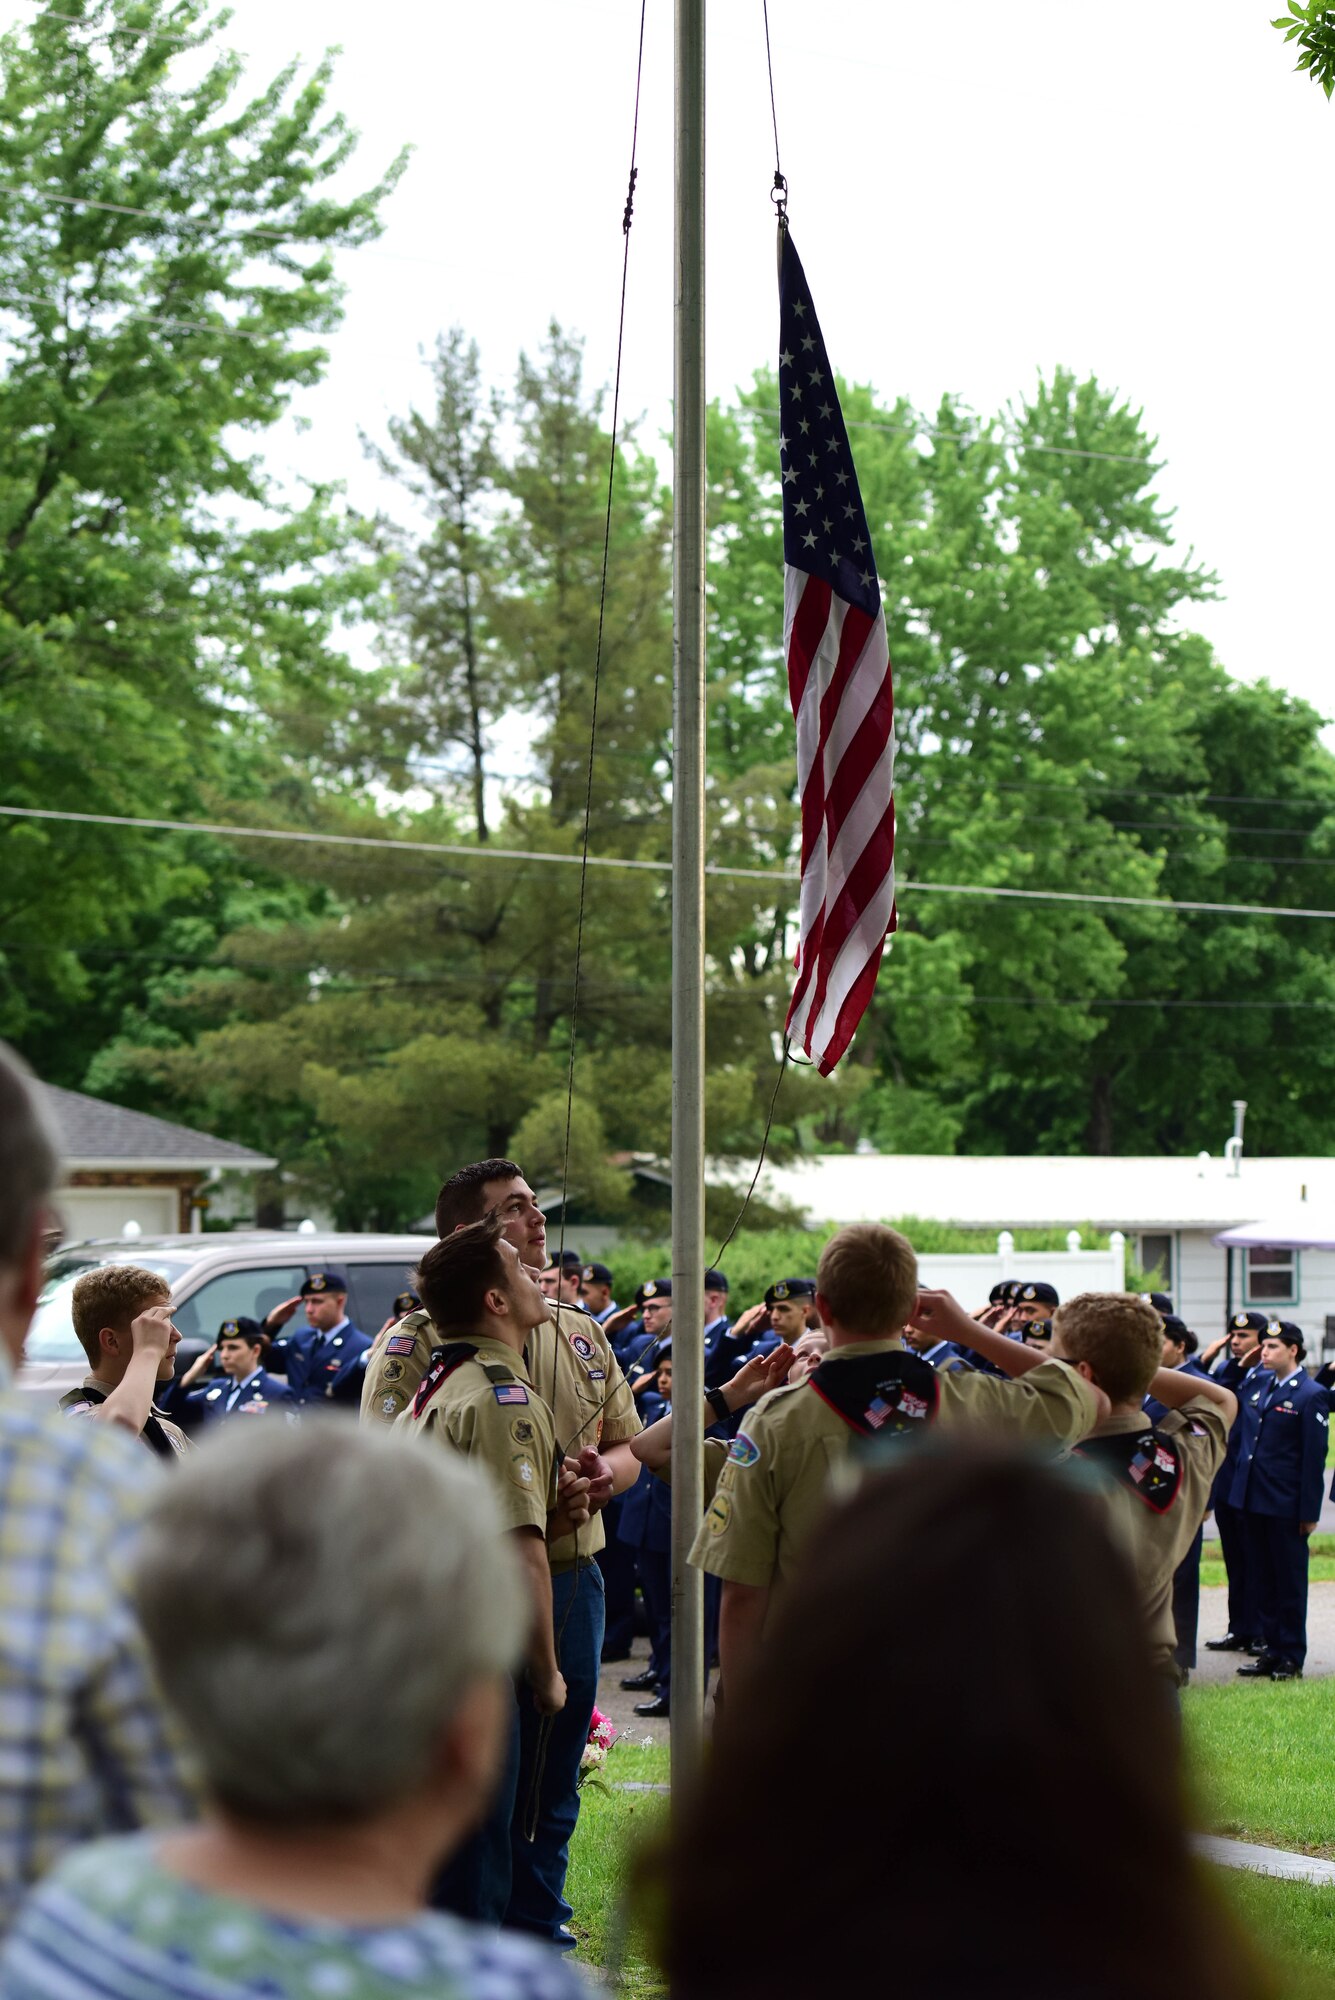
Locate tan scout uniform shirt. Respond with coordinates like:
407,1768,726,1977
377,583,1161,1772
361,1308,433,1425
529,1303,641,1565
1081,1397,1227,1679
392,1335,556,1536
690,1336,1100,1590
62,1376,190,1458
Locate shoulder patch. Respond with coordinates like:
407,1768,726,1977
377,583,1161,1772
494,1382,529,1406
727,1431,761,1468
385,1333,417,1357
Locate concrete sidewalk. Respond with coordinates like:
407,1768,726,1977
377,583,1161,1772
1192,1581,1335,1683
1193,1835,1335,1884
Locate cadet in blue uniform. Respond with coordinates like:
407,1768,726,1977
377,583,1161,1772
1202,1311,1269,1655
617,1365,674,1711
172,1318,292,1425
578,1262,619,1325
1229,1321,1330,1681
261,1269,371,1408
1144,1315,1211,1676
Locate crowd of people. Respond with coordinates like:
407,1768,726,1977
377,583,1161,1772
0,1033,1326,1995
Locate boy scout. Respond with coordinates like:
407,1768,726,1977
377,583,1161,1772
693,1226,1104,1688
1044,1292,1237,1685
368,1156,640,1951
393,1217,590,1928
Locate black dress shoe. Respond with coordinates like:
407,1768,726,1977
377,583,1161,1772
633,1693,670,1718
1204,1632,1252,1652
1269,1659,1304,1681
1245,1638,1270,1656
620,1668,660,1692
1236,1655,1277,1677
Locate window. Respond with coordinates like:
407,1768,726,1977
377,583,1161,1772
171,1266,309,1342
1244,1245,1297,1306
345,1262,419,1336
1138,1233,1173,1293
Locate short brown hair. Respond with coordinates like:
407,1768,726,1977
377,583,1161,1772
816,1224,918,1338
1053,1293,1163,1404
71,1264,171,1366
433,1159,523,1237
415,1214,510,1334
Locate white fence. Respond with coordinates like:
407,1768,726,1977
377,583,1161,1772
916,1230,1127,1310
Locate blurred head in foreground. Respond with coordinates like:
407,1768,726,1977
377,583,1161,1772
648,1448,1271,2000
134,1424,526,1855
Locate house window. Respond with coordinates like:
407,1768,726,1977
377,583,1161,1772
1245,1245,1297,1306
1138,1233,1173,1294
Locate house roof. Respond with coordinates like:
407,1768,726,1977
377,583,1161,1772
43,1085,276,1173
752,1151,1335,1234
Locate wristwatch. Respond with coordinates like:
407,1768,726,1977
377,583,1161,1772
705,1387,731,1423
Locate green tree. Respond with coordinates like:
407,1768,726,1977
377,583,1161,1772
0,0,403,1077
1272,4,1335,97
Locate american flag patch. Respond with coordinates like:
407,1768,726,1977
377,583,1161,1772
493,1383,529,1406
386,1334,416,1356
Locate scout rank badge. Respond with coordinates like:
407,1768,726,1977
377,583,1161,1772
1074,1428,1185,1514
807,1349,941,1439
565,1323,605,1381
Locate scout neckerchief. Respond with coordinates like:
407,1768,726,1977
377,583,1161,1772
59,1381,183,1461
1074,1426,1185,1515
808,1347,941,1438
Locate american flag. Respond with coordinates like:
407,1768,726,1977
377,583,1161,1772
778,228,897,1075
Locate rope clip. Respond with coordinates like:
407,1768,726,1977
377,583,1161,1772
771,170,788,225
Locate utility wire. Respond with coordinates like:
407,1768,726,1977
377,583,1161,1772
5,803,1335,921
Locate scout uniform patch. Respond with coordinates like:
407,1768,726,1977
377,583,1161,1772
1075,1428,1185,1515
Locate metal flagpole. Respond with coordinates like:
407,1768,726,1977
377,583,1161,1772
670,0,707,1786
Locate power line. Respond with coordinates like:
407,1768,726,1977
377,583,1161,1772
0,285,266,341
4,802,1335,921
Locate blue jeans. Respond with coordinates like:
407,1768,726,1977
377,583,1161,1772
507,1559,605,1947
429,1681,521,1923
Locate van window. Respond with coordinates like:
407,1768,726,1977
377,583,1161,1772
345,1262,421,1336
172,1267,309,1342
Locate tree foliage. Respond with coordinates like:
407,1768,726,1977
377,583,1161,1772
0,0,402,1074
1272,4,1335,97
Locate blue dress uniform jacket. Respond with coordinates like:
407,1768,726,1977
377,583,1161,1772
267,1321,371,1407
1228,1367,1330,1521
182,1368,291,1424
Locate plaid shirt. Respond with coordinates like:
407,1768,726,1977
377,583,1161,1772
0,1394,197,1935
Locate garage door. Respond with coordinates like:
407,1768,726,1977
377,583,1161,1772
57,1187,180,1242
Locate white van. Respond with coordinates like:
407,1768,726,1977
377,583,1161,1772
22,1231,433,1399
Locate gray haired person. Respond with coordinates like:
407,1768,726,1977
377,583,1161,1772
2,1424,587,2000
0,1043,196,1934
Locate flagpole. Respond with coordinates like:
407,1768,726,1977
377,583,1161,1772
670,0,707,1785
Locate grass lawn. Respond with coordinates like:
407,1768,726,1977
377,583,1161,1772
567,1742,669,1993
1201,1533,1335,1589
1185,1679,1335,1855
567,1705,1335,1990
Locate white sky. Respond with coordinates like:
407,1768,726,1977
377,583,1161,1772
9,0,1335,718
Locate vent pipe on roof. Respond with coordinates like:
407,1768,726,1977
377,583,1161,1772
1224,1099,1247,1178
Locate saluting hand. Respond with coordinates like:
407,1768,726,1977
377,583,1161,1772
728,1302,770,1342
907,1288,975,1344
129,1304,178,1364
263,1294,303,1335
724,1343,795,1413
179,1342,218,1389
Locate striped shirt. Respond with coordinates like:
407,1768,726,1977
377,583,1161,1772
0,1395,197,1933
2,1834,591,1998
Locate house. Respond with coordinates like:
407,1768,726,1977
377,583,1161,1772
753,1151,1335,1358
42,1085,276,1241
